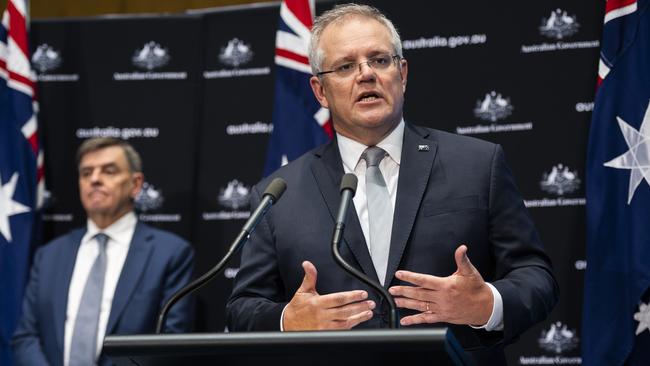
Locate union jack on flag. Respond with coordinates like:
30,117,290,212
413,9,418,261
0,0,43,364
584,0,650,364
263,0,331,176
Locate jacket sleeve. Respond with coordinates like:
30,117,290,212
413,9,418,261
160,240,195,333
12,247,53,366
450,144,559,357
484,145,559,343
226,185,288,331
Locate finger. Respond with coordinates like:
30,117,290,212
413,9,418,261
389,285,435,301
330,300,375,320
394,297,433,313
454,245,476,276
394,270,443,290
334,310,374,329
319,290,368,308
297,261,318,293
400,312,441,326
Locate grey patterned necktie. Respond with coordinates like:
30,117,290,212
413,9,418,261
69,233,109,366
362,146,393,285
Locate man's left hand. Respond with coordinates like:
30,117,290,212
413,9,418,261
388,245,493,327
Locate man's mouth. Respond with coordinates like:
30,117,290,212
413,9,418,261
357,92,381,102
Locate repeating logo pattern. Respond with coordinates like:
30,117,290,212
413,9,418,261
538,322,579,354
473,91,514,122
219,38,253,67
540,9,580,40
31,44,62,73
540,164,581,195
135,182,164,211
132,41,170,70
218,179,250,209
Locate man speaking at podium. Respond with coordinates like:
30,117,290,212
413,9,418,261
227,4,558,363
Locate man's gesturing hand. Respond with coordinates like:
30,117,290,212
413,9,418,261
283,261,375,330
388,245,493,327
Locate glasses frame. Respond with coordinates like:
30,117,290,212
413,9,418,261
316,54,403,78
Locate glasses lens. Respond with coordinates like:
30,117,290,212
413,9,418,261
334,63,355,77
370,55,393,70
330,55,397,77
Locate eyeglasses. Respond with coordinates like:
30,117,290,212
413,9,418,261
316,54,402,78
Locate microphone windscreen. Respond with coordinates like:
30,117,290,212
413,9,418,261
340,173,358,194
263,178,287,202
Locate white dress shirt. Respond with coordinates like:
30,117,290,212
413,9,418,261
63,212,136,366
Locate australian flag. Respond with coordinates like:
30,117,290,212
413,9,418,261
263,0,332,176
583,0,650,364
0,0,43,365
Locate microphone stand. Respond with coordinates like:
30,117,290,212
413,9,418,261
331,174,399,329
155,231,246,334
155,178,286,333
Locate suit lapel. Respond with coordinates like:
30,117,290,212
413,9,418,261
384,124,438,287
105,222,154,333
310,140,379,282
53,229,85,353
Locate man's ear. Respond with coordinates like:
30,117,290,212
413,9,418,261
130,172,144,200
310,75,330,109
399,58,408,92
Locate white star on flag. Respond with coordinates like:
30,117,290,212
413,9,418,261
634,302,650,335
604,100,650,204
0,171,31,243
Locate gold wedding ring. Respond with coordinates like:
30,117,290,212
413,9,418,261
425,302,430,313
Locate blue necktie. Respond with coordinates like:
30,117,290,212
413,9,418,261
69,233,109,366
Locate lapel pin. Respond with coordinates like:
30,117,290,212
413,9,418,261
418,144,430,151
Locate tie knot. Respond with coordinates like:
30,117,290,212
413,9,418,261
362,146,387,167
94,233,109,249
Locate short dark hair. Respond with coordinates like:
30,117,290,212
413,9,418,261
76,137,142,173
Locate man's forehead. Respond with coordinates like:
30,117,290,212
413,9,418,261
320,16,392,56
79,146,128,168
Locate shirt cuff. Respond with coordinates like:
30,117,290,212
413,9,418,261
280,304,288,331
469,282,504,331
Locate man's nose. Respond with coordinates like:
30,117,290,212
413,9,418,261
90,169,102,183
357,61,376,79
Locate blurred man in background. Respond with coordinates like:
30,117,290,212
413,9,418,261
12,137,194,366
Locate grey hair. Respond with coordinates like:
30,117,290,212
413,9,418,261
309,3,403,75
76,137,143,173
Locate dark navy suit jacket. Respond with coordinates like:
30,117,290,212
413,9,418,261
12,221,194,366
226,123,558,364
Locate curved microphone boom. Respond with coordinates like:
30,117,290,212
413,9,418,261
155,178,287,333
331,173,399,329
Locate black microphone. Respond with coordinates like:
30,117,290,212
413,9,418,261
156,178,287,333
332,174,357,246
331,173,399,329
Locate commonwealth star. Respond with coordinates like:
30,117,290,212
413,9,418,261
0,171,31,242
634,302,650,335
604,100,650,204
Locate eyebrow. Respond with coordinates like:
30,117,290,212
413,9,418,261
329,50,392,66
328,56,355,67
79,162,120,172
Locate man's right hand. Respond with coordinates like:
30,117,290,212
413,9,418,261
282,261,375,330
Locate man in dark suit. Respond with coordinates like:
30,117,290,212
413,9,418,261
12,137,194,366
227,3,558,363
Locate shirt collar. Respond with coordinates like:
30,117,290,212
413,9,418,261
85,211,137,245
337,119,404,172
